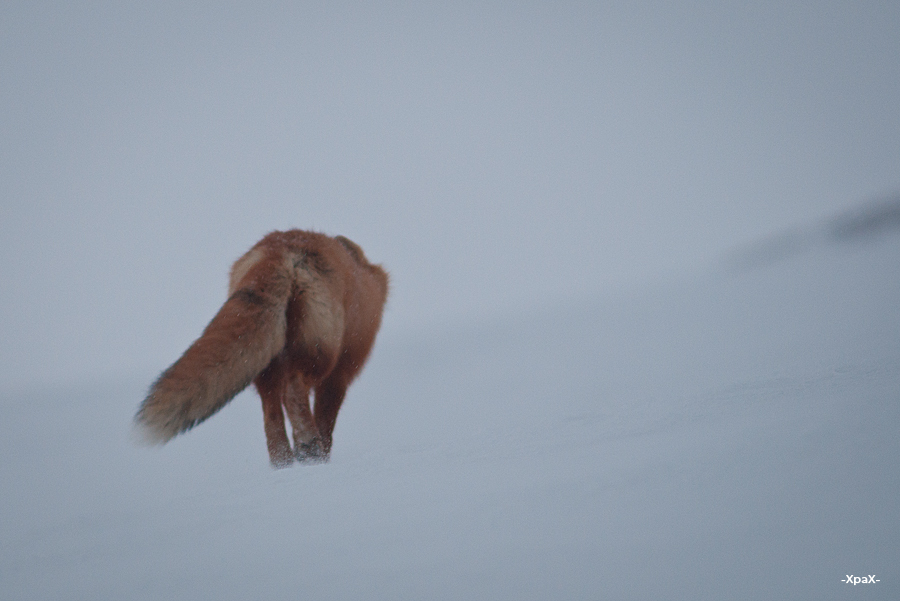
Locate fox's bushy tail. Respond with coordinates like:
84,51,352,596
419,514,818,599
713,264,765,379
134,258,291,444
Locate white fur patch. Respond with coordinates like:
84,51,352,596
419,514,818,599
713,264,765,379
131,419,170,446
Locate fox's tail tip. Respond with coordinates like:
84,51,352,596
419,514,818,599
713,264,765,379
131,415,175,447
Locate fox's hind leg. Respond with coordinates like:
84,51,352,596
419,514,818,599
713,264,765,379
254,361,294,468
283,370,327,463
313,375,349,456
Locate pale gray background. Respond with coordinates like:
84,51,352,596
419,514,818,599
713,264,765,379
1,0,898,392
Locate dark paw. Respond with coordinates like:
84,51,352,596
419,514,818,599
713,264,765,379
295,438,329,464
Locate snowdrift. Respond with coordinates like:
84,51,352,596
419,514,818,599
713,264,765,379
2,220,898,600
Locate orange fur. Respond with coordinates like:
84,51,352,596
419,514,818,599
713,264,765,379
134,230,388,467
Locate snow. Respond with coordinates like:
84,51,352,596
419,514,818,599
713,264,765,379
2,230,898,600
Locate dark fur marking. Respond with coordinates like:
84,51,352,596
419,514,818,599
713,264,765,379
293,250,333,275
230,289,267,306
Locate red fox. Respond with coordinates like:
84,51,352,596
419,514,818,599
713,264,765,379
134,230,388,467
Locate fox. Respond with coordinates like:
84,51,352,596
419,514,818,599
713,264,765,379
134,230,388,468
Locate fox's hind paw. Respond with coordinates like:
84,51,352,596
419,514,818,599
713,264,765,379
269,452,294,469
295,438,329,464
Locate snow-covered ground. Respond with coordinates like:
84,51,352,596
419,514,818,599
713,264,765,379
2,222,898,600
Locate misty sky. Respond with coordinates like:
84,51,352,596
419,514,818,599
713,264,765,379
1,0,898,392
